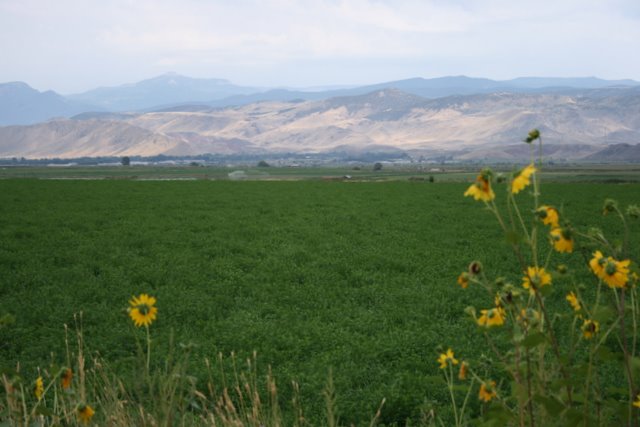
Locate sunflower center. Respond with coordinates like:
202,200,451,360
530,274,541,287
137,304,150,315
605,261,617,276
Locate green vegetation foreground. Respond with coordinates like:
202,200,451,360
0,179,638,424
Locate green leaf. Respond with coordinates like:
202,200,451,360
534,394,565,416
539,285,553,297
605,386,628,397
565,408,595,427
522,332,547,349
423,375,444,385
511,381,527,402
478,404,514,426
595,346,619,362
593,306,616,323
0,313,15,328
35,405,53,416
505,230,522,245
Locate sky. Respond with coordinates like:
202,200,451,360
1,0,639,94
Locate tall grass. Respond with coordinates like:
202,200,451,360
1,312,386,426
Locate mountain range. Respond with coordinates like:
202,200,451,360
1,74,639,161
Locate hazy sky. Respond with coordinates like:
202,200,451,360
1,0,639,93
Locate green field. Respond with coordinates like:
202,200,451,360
0,178,638,424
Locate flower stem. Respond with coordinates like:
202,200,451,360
459,377,475,426
616,288,635,425
533,291,573,404
145,324,151,376
525,348,535,427
446,364,460,427
510,192,531,243
614,206,630,258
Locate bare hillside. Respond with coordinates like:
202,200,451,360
1,88,639,160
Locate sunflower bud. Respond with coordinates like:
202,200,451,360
627,205,640,219
464,306,476,317
603,199,618,215
500,284,521,304
525,129,540,143
480,168,493,182
469,261,483,275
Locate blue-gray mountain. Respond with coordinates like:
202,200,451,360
2,73,640,126
0,82,99,126
1,86,639,162
66,72,259,112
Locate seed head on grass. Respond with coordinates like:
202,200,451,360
128,294,158,327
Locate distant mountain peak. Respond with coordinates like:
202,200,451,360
0,81,36,93
0,82,99,126
3,74,640,127
142,73,231,85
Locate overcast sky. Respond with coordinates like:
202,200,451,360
1,0,639,93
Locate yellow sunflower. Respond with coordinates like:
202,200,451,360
61,368,73,390
128,294,158,327
566,292,581,312
77,405,95,425
582,319,599,339
602,258,630,288
550,228,573,253
479,381,497,402
458,362,469,380
494,292,503,308
634,394,640,408
437,348,459,369
518,308,541,327
477,307,506,327
589,251,607,279
457,272,469,289
511,164,536,194
464,171,495,202
521,266,552,293
537,206,559,228
34,376,44,400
